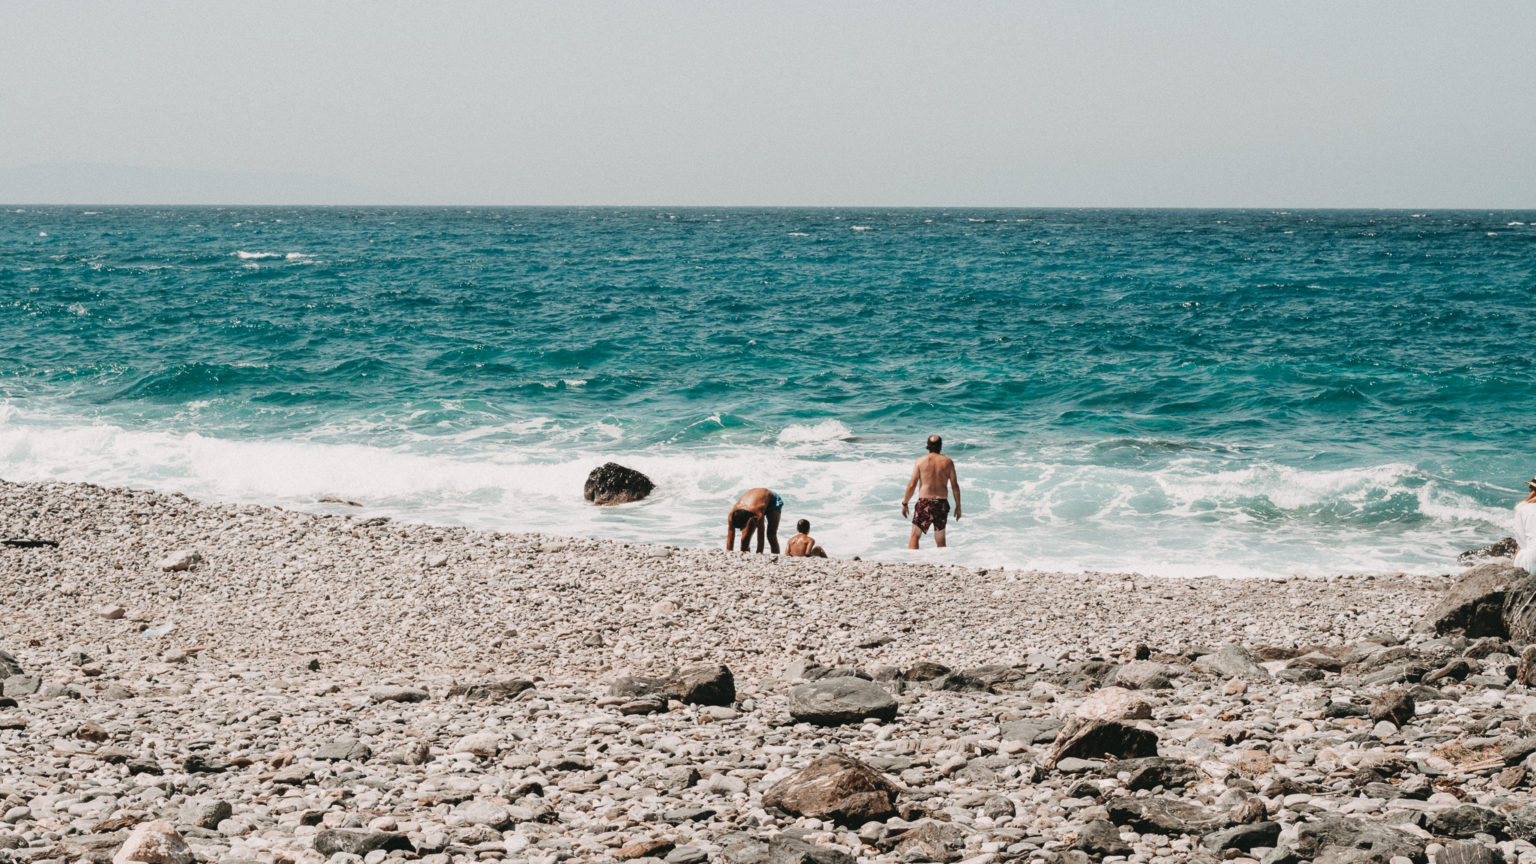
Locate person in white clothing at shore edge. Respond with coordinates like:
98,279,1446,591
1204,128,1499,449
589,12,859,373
1514,477,1536,573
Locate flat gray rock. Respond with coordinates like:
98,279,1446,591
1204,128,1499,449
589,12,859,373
787,677,897,725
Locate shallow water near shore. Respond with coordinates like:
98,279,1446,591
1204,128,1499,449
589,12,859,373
3,207,1534,576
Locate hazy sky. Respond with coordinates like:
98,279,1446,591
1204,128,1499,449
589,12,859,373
3,2,1534,206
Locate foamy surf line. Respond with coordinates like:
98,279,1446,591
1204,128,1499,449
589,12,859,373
0,405,1506,579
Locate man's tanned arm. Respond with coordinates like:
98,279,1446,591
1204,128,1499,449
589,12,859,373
949,462,962,519
901,463,920,517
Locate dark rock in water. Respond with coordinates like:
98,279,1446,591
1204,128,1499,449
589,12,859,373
787,677,897,725
1427,804,1506,839
899,661,950,681
1107,796,1229,835
1123,757,1200,791
312,830,413,857
1075,819,1131,857
447,679,534,702
1369,689,1415,726
761,754,900,825
1293,816,1426,863
1415,561,1527,638
1201,821,1281,852
719,833,854,864
1048,718,1157,768
665,664,735,706
1437,841,1503,864
1503,572,1536,642
583,462,655,505
1460,537,1518,565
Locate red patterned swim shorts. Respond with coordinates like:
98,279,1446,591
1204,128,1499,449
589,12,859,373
912,497,950,533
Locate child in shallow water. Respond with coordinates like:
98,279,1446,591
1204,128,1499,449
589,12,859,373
786,519,828,558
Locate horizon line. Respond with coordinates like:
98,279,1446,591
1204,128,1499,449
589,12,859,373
4,202,1536,211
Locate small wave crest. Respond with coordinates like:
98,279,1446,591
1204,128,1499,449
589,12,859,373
777,420,855,445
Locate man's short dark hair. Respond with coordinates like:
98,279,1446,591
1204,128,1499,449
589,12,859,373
730,509,753,529
926,434,942,453
796,518,810,534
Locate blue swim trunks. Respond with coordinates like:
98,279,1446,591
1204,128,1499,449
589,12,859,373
770,492,784,514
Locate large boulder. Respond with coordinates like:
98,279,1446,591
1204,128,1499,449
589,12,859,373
1075,686,1154,722
1106,797,1229,835
312,830,413,857
1108,661,1180,690
0,648,20,679
1122,757,1200,791
583,463,655,505
719,834,854,864
1502,572,1536,642
1293,816,1427,863
1075,819,1132,857
787,677,897,725
1427,805,1506,839
761,754,900,825
1192,644,1270,680
446,679,534,702
665,664,735,706
1460,537,1518,565
1047,718,1158,769
1415,561,1527,637
113,820,193,864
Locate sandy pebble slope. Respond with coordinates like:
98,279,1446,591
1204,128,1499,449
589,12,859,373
7,479,1526,864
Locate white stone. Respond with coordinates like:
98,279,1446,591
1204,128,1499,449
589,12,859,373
453,732,499,756
114,820,193,864
154,550,202,572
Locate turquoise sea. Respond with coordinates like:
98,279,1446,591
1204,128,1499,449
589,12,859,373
3,207,1534,577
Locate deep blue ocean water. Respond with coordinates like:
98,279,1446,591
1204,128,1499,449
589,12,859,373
3,207,1534,576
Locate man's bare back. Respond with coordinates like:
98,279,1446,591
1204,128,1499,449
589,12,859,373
901,435,961,549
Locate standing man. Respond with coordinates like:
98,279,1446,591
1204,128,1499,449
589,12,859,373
726,487,783,553
901,435,961,549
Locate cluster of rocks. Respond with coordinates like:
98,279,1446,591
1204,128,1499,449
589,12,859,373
3,479,1533,864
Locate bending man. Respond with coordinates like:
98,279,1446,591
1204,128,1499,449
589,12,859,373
726,487,783,553
901,435,961,549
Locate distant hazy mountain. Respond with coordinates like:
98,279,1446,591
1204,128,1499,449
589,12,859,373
0,163,376,205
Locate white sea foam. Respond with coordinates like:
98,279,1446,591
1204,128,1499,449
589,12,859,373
776,420,855,445
0,403,1505,579
233,251,282,260
851,226,873,231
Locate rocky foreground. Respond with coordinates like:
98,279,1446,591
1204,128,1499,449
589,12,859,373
2,481,1534,863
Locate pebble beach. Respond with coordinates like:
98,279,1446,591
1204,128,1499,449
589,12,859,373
5,479,1536,864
